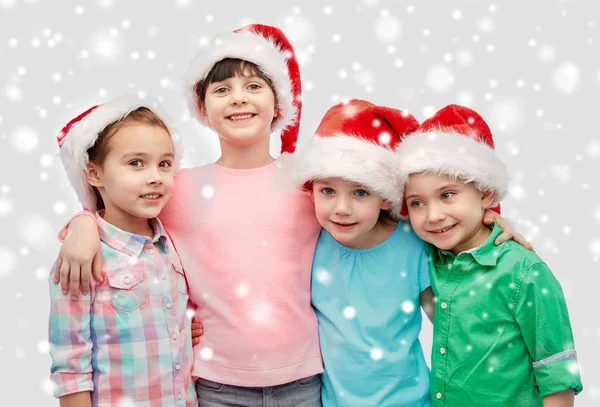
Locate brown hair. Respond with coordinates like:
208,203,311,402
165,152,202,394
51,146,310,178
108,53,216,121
195,58,276,113
87,106,169,210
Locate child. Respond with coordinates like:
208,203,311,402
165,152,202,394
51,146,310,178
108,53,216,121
49,97,197,406
295,99,434,406
53,25,324,406
396,104,583,406
51,26,521,406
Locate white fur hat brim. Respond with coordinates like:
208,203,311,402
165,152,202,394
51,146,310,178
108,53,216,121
397,131,509,207
295,135,404,220
59,96,183,210
184,29,296,134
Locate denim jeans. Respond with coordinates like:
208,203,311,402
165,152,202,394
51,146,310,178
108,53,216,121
195,374,322,407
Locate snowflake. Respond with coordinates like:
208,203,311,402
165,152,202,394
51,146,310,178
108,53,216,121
370,347,383,361
552,62,580,93
426,65,454,92
375,15,402,42
402,300,415,313
343,306,356,319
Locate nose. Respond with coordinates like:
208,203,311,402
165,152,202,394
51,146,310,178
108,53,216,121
334,195,352,216
229,86,248,105
427,202,446,223
146,166,164,185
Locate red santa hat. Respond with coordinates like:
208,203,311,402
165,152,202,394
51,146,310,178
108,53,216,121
296,99,420,220
184,23,301,154
57,96,182,210
396,104,508,217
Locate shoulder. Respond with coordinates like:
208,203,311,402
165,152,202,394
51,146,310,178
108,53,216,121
497,240,553,282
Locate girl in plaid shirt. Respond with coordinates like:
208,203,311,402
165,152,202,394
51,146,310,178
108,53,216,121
49,97,197,406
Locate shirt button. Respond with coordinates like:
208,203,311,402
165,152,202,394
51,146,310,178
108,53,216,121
165,301,173,309
441,302,448,309
447,263,453,270
161,274,167,280
436,392,442,399
148,249,155,255
123,277,130,285
440,347,446,355
177,392,183,400
175,363,181,371
172,332,178,340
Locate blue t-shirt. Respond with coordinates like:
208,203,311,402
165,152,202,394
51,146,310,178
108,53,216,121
312,222,432,407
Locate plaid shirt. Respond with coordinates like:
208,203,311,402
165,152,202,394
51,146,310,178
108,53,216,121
49,213,197,407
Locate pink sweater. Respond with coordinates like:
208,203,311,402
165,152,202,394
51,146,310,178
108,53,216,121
159,154,323,387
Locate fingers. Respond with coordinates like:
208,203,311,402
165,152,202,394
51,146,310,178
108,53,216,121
192,337,200,346
92,253,104,283
513,233,535,251
69,262,82,298
59,260,71,295
53,256,63,284
494,231,514,245
80,261,91,296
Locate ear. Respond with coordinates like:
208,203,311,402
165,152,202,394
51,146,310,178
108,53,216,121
199,103,209,123
308,187,315,203
381,200,392,210
273,104,279,119
86,162,103,188
480,190,495,209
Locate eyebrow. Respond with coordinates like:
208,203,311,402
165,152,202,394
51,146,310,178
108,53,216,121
122,152,174,158
405,182,461,200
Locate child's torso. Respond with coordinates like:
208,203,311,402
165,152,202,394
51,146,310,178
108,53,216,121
311,223,431,407
160,155,323,386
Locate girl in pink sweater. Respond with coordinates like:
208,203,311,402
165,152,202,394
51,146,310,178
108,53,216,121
53,24,524,407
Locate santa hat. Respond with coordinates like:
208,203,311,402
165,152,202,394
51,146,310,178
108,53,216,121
57,96,183,210
184,24,301,154
396,104,508,217
296,99,420,220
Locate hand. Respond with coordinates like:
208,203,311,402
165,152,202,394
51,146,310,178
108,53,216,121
483,209,534,251
191,317,204,346
53,215,104,297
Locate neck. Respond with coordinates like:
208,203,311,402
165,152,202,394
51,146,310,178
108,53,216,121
216,135,274,169
345,219,397,250
450,223,492,255
101,206,154,238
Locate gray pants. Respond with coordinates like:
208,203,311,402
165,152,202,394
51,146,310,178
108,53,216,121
195,374,322,407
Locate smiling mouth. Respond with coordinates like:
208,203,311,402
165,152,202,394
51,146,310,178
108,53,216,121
331,221,358,228
140,193,162,200
429,224,456,234
227,113,255,121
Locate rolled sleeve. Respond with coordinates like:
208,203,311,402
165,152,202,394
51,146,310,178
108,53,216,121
514,262,583,397
48,266,95,397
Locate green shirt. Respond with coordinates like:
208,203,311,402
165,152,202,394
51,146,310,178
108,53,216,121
430,224,583,406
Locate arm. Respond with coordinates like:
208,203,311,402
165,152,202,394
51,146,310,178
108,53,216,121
59,392,92,407
419,287,435,323
49,265,96,400
543,389,574,407
515,263,583,399
53,213,104,296
483,209,534,250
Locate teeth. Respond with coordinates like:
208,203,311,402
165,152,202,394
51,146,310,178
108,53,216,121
142,194,160,199
229,114,253,121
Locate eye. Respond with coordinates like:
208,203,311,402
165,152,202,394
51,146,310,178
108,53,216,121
354,189,369,197
409,200,423,208
129,159,143,167
321,187,335,195
214,87,228,94
441,191,456,200
247,83,261,90
159,160,172,168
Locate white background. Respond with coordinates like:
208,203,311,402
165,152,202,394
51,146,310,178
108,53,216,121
1,0,598,405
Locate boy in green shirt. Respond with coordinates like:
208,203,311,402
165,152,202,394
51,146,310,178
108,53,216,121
396,104,583,406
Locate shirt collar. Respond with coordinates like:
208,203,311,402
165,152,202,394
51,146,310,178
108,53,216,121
96,211,169,258
432,223,505,268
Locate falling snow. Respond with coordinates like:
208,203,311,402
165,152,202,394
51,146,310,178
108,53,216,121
1,2,598,405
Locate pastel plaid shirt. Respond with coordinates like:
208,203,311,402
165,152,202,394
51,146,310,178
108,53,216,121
49,213,197,407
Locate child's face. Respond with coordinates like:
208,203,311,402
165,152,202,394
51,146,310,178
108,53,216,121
201,71,277,149
404,173,494,255
87,124,175,227
310,178,392,249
